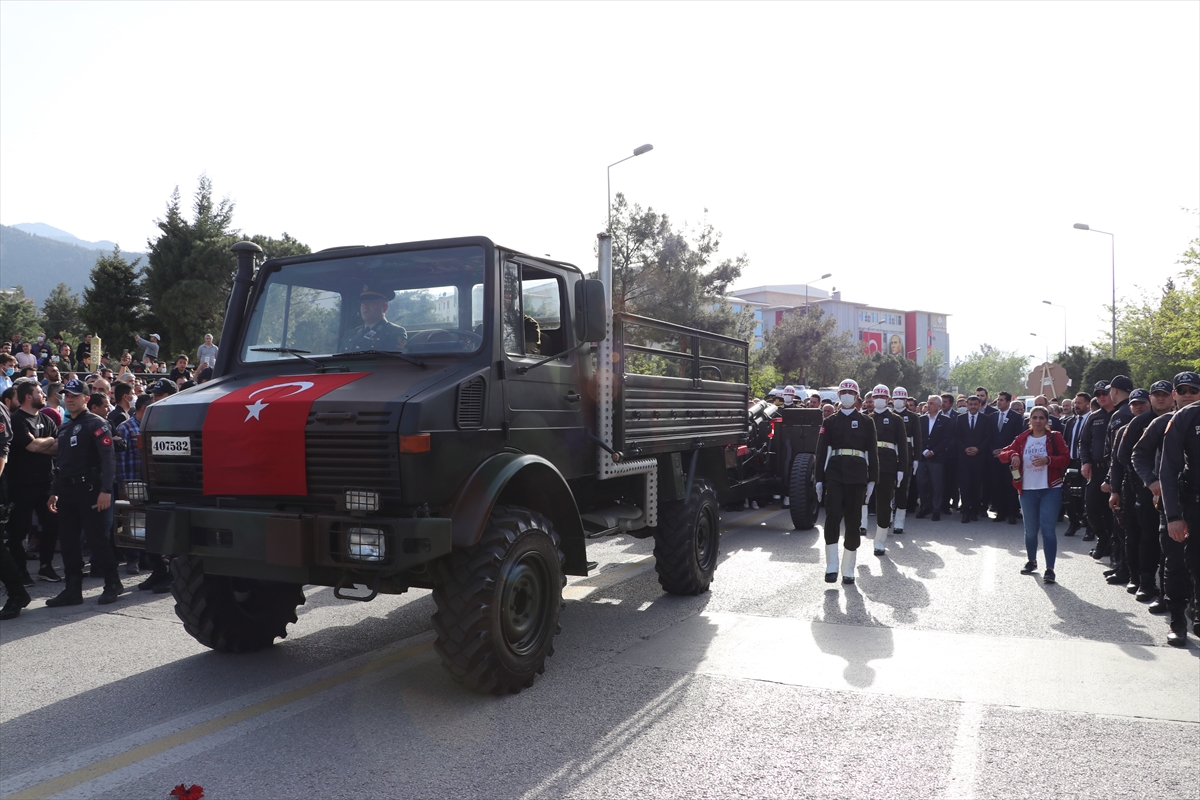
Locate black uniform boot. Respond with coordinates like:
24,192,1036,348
98,575,125,605
1166,613,1188,648
0,588,32,620
139,564,170,591
45,576,84,607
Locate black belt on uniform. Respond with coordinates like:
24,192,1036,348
59,474,98,487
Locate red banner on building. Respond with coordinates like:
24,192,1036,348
861,331,883,355
202,373,367,496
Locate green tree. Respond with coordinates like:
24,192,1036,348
749,363,782,399
250,232,311,264
142,176,240,356
949,344,1029,396
81,247,146,355
605,193,748,338
0,287,43,342
1111,255,1199,385
41,282,86,341
919,348,947,397
1083,356,1133,390
1052,345,1094,396
760,305,858,387
851,352,923,397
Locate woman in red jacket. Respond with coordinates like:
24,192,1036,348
999,406,1071,583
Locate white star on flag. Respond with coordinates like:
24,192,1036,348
244,399,269,421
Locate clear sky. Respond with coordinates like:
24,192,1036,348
2,1,1197,366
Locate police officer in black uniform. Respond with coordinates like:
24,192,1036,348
866,385,908,556
1159,371,1200,646
1079,380,1115,552
815,379,879,585
0,397,32,619
45,380,124,607
1098,375,1136,573
1131,388,1184,616
891,387,922,535
1122,381,1175,603
339,285,407,352
1107,388,1152,591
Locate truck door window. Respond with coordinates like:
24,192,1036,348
502,263,565,358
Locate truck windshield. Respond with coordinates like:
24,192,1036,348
241,245,487,363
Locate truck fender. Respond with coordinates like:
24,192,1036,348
449,452,588,576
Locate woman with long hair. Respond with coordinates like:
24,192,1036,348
999,406,1070,583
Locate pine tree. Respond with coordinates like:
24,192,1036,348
81,246,147,357
41,283,85,341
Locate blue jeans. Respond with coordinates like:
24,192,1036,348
1020,486,1063,568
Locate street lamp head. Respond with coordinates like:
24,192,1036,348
633,144,654,156
1043,300,1052,305
821,273,832,279
1073,223,1090,230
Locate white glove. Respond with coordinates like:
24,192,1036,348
912,461,919,474
867,482,875,498
815,482,823,502
897,471,904,485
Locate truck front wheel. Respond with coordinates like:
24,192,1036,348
789,452,819,530
170,556,306,653
653,478,720,595
432,506,565,693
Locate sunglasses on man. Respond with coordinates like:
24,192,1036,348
1176,385,1200,395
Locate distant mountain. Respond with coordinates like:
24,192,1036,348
10,222,121,252
0,224,146,305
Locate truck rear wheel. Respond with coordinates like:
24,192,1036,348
789,452,818,530
432,506,565,694
653,478,720,595
170,556,306,653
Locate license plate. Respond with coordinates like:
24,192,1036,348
152,436,192,457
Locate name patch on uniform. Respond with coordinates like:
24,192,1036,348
152,436,192,456
883,418,890,424
69,435,77,447
851,420,859,429
94,427,104,437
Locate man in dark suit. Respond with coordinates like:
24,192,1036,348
940,392,960,514
1061,392,1092,536
975,387,998,512
976,387,999,416
955,395,994,523
989,391,1026,524
916,395,955,521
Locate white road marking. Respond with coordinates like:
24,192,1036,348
979,545,997,594
944,701,983,799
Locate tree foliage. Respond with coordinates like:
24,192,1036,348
948,344,1030,397
1052,345,1095,396
142,176,240,356
81,247,146,355
759,306,859,387
250,232,311,264
0,287,43,341
1083,356,1133,391
919,348,947,397
41,282,85,340
605,193,748,338
850,352,923,398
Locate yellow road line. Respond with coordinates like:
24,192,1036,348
4,640,434,800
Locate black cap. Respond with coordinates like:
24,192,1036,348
1174,371,1200,389
62,378,88,395
1093,380,1110,393
1110,375,1134,392
1128,388,1150,402
1150,380,1173,394
149,379,178,396
359,284,395,301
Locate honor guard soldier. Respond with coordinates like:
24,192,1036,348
339,285,408,352
892,386,922,535
45,380,124,607
865,385,909,555
815,379,879,584
1158,371,1200,646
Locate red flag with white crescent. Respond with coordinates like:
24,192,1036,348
202,373,368,495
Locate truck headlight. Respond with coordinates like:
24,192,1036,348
345,490,380,512
128,511,146,541
126,481,149,502
347,528,386,562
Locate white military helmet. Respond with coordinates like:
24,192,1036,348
783,385,796,405
838,378,860,395
871,384,890,398
892,386,909,400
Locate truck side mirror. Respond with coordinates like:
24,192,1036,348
575,279,607,342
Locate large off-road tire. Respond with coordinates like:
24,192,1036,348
653,478,720,595
170,556,306,654
432,506,565,694
789,452,819,530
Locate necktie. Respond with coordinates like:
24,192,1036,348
998,411,1004,432
970,415,975,430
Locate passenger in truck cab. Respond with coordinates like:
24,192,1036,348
340,285,407,352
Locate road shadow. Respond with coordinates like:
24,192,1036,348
857,552,932,624
882,536,946,580
0,573,179,646
810,588,893,688
1039,581,1157,646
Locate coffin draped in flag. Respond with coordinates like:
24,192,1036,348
202,373,368,495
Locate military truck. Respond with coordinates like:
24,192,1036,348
124,233,819,693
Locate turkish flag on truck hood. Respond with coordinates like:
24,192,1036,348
202,373,368,495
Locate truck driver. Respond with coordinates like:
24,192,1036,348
340,285,407,352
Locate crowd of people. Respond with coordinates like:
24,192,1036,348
768,372,1200,647
0,329,223,619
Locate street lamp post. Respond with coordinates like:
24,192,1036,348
1073,223,1116,358
608,144,654,232
804,273,832,311
1042,300,1067,354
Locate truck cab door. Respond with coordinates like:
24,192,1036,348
500,260,590,479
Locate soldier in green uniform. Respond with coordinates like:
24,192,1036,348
339,285,408,352
892,386,922,535
866,384,909,555
815,379,879,584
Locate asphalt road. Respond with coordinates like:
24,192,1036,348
2,504,1197,799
